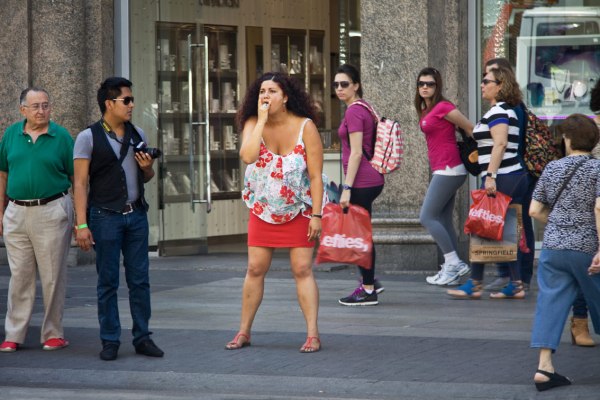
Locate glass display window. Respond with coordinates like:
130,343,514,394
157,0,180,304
478,1,600,245
479,1,600,124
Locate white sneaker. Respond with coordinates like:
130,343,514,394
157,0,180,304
432,262,464,286
454,261,471,277
426,271,442,285
426,266,444,285
436,270,461,286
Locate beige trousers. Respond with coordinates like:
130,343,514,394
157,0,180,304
3,195,73,344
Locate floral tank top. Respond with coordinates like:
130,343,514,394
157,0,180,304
242,118,315,224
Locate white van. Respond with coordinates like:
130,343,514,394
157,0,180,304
516,7,600,124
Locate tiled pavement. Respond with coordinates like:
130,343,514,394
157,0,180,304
0,252,599,399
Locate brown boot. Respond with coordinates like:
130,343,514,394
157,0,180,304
571,317,595,347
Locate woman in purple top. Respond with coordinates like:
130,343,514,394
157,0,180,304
334,64,385,306
414,67,474,286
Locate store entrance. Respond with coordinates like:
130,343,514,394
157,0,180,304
129,2,220,255
155,21,211,256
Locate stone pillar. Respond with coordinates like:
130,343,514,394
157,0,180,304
0,1,29,130
0,0,114,137
0,0,114,265
362,0,470,272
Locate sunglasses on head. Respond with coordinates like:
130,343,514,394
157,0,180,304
333,81,351,89
417,81,436,88
113,96,135,105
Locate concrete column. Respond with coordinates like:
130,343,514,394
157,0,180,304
362,0,470,271
0,0,114,137
0,1,29,130
30,0,88,135
0,0,113,264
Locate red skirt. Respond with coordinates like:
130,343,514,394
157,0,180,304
248,212,314,248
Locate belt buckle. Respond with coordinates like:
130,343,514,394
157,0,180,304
122,204,134,215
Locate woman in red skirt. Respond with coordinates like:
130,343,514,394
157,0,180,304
224,72,324,353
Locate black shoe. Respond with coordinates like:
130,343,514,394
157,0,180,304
374,279,385,294
99,342,119,361
339,286,378,306
135,339,164,358
358,278,385,294
535,370,572,392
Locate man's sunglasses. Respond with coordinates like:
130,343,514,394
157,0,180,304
333,81,351,89
113,96,135,105
417,81,437,88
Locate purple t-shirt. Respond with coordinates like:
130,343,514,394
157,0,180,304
337,101,385,188
419,101,462,171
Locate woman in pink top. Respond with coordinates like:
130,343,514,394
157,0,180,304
414,67,474,286
334,64,385,306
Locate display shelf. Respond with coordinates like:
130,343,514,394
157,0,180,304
157,21,241,204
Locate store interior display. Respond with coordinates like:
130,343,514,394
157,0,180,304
157,22,241,203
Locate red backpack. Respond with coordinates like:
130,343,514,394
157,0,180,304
351,100,404,174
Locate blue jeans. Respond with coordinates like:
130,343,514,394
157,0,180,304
89,206,152,346
471,170,529,281
531,249,600,351
495,173,536,284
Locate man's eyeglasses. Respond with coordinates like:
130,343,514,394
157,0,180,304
481,79,500,86
417,81,437,88
333,81,351,89
113,96,135,105
22,103,50,111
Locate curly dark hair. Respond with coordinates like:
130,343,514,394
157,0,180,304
236,72,318,131
591,78,600,114
413,67,448,117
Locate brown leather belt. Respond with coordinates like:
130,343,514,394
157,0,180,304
8,190,68,207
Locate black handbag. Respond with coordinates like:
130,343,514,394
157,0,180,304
457,128,481,176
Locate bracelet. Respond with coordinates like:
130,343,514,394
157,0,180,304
311,214,322,218
76,223,88,230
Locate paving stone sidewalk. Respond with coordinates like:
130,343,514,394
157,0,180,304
0,253,599,399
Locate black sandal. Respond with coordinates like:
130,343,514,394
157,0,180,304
534,369,572,392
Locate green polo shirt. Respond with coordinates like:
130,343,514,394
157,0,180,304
0,120,74,200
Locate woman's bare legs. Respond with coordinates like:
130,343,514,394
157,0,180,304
226,246,273,349
290,247,320,351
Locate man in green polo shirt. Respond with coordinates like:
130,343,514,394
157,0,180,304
0,87,74,353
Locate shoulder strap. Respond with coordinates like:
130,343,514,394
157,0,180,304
297,118,311,144
350,100,380,122
550,156,590,209
348,100,378,160
118,126,133,163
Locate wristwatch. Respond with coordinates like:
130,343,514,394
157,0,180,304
486,171,497,179
342,184,352,190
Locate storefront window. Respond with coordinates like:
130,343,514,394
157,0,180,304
478,0,600,244
479,0,600,124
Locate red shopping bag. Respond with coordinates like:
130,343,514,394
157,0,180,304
315,203,373,269
464,189,512,241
